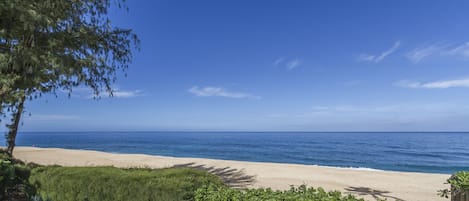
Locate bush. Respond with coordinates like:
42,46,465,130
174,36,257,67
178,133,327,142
30,166,224,201
439,171,469,199
0,155,35,200
195,184,365,201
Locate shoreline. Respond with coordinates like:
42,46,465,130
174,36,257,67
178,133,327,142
13,146,449,201
99,151,396,173
22,146,451,175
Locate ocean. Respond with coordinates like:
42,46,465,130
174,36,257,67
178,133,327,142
5,132,469,174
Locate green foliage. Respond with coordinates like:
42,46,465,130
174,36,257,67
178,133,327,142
30,166,224,201
195,184,365,201
0,0,139,100
0,0,139,156
0,160,15,195
439,171,469,198
0,155,35,200
449,172,469,191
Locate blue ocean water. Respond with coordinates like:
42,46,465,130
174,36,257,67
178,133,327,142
5,132,469,174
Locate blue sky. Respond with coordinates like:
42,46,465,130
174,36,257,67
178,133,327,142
10,0,469,131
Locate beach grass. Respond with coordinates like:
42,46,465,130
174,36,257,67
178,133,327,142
29,166,224,201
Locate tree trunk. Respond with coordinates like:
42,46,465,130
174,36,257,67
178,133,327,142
5,94,26,157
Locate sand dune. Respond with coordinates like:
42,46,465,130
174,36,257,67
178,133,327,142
14,146,449,201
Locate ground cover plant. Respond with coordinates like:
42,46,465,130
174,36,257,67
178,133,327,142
195,184,365,201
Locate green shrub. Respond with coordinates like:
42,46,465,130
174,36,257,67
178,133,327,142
0,158,35,200
195,184,364,201
439,171,469,198
30,166,224,201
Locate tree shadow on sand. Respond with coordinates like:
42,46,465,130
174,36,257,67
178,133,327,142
345,186,405,201
172,162,256,188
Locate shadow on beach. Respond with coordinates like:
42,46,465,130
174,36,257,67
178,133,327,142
172,162,256,188
345,186,405,201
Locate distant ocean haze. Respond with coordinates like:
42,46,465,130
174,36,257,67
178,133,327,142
7,132,469,174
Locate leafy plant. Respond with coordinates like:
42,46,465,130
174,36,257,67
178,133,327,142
0,157,35,200
439,171,469,198
195,184,365,201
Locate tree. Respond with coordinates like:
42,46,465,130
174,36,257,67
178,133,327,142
0,0,139,157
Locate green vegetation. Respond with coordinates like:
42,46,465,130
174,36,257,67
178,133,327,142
30,166,223,201
0,154,35,200
0,149,225,201
439,171,469,199
195,184,365,201
0,0,139,156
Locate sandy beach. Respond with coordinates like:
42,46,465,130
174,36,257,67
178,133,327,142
13,146,449,201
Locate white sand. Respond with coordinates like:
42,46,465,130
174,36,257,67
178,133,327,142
14,146,450,201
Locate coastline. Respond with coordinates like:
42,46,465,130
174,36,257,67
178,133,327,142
14,146,449,201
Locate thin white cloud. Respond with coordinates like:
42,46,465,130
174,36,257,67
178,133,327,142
188,86,260,99
112,89,144,98
357,55,376,62
285,59,302,70
305,103,469,118
406,41,469,63
447,42,469,57
26,114,80,121
310,105,401,113
273,57,303,70
406,44,444,63
395,78,469,89
273,57,284,66
358,41,401,63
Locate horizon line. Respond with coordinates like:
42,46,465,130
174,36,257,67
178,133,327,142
8,130,469,133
